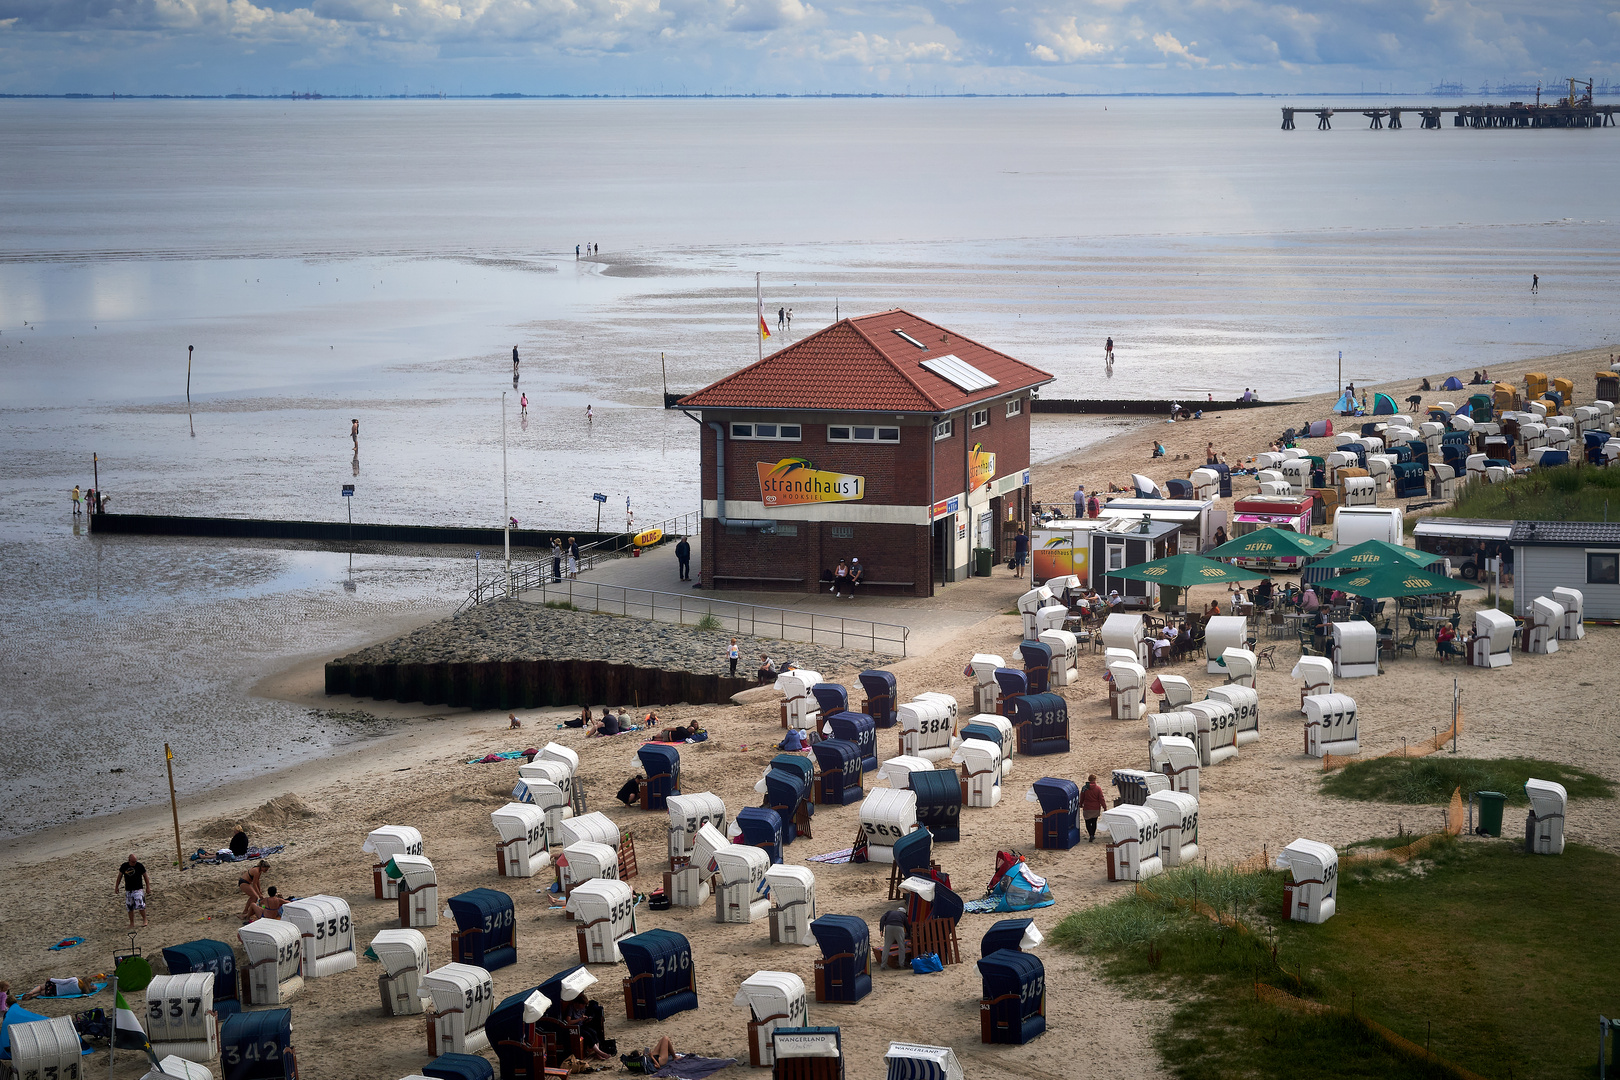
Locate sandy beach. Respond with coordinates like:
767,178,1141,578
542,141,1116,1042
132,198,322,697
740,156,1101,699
3,344,1617,1080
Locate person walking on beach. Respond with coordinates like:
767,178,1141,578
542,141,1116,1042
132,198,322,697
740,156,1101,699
1080,774,1107,841
1531,274,1539,292
567,537,580,577
351,418,359,446
1105,336,1114,363
586,405,593,423
786,308,793,331
778,307,785,331
727,639,739,678
72,485,82,515
512,346,520,368
116,853,151,928
675,535,691,581
519,392,527,416
1013,527,1029,578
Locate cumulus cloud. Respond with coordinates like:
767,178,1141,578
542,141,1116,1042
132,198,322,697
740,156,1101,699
1151,30,1206,64
1027,15,1109,61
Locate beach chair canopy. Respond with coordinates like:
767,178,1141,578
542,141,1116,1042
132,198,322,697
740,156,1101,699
858,670,899,726
980,918,1043,958
219,1009,294,1080
810,683,848,717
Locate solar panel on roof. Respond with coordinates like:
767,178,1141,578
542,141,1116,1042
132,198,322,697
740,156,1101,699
921,354,998,393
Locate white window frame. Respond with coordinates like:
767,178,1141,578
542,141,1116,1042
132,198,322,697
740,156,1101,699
970,408,989,430
934,418,954,441
828,425,900,443
730,422,801,441
1586,549,1620,586
1005,398,1024,418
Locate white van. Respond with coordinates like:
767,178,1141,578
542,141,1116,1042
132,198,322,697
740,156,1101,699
1331,506,1404,550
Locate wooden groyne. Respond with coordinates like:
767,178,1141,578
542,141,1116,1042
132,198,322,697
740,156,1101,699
1032,399,1296,416
89,512,619,551
325,656,753,709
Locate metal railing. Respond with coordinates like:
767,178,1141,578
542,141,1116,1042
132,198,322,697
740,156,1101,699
511,578,909,656
454,508,702,616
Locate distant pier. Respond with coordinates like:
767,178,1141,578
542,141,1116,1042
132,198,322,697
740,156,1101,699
1283,83,1616,131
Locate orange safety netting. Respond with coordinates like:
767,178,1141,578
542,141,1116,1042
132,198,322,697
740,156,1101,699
1322,707,1464,772
1254,982,1494,1080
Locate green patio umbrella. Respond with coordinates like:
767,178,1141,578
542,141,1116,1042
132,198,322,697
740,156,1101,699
1325,564,1481,599
1309,539,1445,572
1110,552,1268,589
1204,527,1333,561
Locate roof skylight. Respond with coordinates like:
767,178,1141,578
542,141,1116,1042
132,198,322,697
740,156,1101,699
892,329,928,350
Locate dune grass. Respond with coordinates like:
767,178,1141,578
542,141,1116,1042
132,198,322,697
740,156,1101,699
1442,461,1620,522
1320,755,1612,806
1052,838,1620,1080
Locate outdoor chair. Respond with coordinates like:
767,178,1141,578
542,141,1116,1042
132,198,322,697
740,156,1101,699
1254,645,1278,670
1435,638,1462,663
1296,630,1321,658
1392,624,1420,660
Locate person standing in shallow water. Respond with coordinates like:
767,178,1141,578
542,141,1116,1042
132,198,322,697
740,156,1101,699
1105,336,1114,363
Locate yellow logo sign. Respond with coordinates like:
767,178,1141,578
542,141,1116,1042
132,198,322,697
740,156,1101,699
1351,552,1378,563
1347,576,1371,586
1200,567,1228,577
1404,577,1429,589
1142,566,1167,577
1044,536,1072,549
970,443,996,491
757,458,864,507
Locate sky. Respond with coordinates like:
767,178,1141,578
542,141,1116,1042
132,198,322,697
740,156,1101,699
0,0,1616,97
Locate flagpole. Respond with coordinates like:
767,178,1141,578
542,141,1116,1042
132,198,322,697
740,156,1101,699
756,273,763,362
165,743,183,871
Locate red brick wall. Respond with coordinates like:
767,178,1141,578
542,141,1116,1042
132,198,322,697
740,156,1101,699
935,395,1032,497
701,417,932,506
699,519,930,597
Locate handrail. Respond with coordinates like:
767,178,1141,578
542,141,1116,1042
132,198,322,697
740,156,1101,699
488,577,910,657
453,509,701,616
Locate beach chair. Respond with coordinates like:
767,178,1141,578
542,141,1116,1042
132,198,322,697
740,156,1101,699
620,929,697,1021
219,1009,297,1080
448,888,517,972
810,916,872,1004
977,951,1046,1044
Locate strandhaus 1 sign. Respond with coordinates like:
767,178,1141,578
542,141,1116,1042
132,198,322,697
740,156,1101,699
757,457,865,506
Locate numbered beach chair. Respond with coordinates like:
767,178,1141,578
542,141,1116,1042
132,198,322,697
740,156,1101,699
1108,662,1149,720
284,894,357,978
162,939,240,1016
8,1017,91,1080
422,1052,496,1080
556,841,620,905
514,759,574,841
960,716,1015,777
1277,839,1338,923
772,1027,844,1080
1526,596,1561,653
620,929,697,1021
1017,586,1054,639
143,1056,216,1080
763,767,813,845
734,972,810,1069
776,670,823,730
448,888,516,972
1110,768,1169,807
219,1008,296,1080
1145,791,1199,868
967,655,1004,715
809,916,872,1004
485,987,558,1080
1147,710,1198,745
492,802,551,878
713,844,772,924
1332,621,1379,678
952,739,1002,808
1291,656,1333,713
810,739,864,805
1018,640,1052,694
821,712,877,772
666,822,726,908
1099,805,1163,882
423,963,495,1056
1204,685,1259,747
1027,777,1080,851
910,768,962,843
885,1043,962,1080
371,929,429,1016
1007,693,1069,755
736,806,785,865
1552,587,1585,640
859,788,918,864
859,670,899,728
1302,693,1358,757
979,919,1043,959
765,865,817,946
364,826,423,900
898,698,957,763
992,668,1027,715
393,854,439,928
1187,699,1238,766
535,966,598,1063
146,971,219,1064
666,792,727,868
1039,630,1079,687
1154,674,1194,711
1149,736,1200,798
977,951,1045,1045
877,755,933,791
810,683,849,721
239,917,303,1005
1524,779,1567,855
558,812,624,869
636,745,681,811
1102,612,1148,666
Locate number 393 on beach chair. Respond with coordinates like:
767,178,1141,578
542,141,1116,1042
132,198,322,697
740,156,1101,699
809,916,871,1004
448,888,516,972
620,929,698,1021
734,972,810,1069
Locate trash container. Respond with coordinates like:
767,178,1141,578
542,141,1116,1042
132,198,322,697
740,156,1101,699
1475,791,1506,836
974,548,995,577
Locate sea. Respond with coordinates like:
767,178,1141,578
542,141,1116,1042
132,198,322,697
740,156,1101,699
2,96,1617,836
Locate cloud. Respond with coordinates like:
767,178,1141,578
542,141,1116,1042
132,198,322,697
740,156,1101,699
1028,15,1109,62
1151,30,1206,65
725,0,814,33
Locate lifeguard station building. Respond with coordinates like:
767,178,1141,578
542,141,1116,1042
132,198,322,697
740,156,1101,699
678,311,1052,596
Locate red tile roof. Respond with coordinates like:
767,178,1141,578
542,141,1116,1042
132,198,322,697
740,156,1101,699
679,310,1054,413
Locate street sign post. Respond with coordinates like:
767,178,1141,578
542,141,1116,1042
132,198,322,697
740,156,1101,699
593,492,607,532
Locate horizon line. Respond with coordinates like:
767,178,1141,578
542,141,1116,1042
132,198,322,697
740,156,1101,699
5,90,1615,102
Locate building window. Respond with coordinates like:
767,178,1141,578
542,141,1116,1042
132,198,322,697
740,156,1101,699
763,523,799,537
1005,398,1024,418
970,409,989,430
831,526,853,539
1587,551,1619,585
828,425,900,443
934,418,954,441
730,422,801,441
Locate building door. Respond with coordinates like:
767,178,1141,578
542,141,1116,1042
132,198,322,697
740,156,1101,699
932,518,949,588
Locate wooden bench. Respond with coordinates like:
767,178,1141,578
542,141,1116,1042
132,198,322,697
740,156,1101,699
713,575,805,584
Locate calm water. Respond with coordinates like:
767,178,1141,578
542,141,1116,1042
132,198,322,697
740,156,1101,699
2,98,1616,832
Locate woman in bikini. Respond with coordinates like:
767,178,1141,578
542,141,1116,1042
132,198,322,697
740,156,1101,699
238,860,268,919
252,887,289,920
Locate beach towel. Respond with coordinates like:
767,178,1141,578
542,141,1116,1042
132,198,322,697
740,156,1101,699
807,847,856,865
653,1055,736,1080
42,980,106,999
49,936,84,951
190,844,285,865
467,751,528,764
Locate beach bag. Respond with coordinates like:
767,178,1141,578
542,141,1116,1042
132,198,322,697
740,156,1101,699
911,954,944,974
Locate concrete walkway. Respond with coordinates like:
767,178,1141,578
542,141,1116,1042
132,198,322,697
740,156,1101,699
517,534,1027,658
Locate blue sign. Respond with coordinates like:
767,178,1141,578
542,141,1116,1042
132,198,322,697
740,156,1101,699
341,485,355,496
592,493,608,503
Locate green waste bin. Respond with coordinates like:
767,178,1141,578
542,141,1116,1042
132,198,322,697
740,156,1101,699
974,548,995,577
1475,791,1506,836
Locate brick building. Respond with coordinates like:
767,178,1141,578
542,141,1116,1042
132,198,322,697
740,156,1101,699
678,311,1053,596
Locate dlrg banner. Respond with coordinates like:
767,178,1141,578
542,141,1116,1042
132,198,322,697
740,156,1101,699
757,458,865,506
